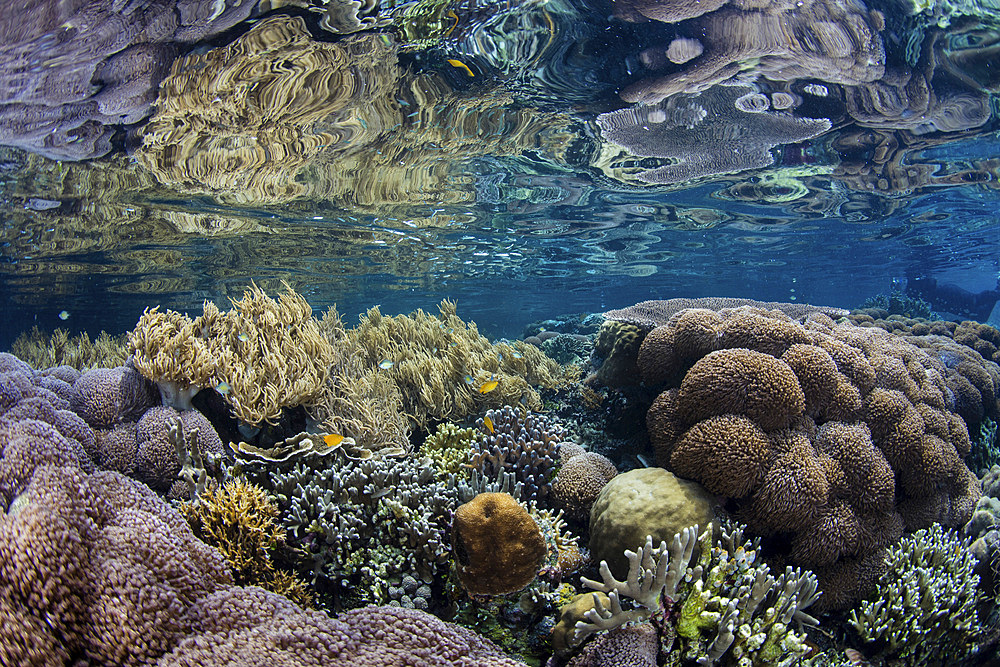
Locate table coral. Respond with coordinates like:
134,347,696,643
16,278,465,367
453,492,547,596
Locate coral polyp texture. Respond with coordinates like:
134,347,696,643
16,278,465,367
452,492,547,596
631,303,983,610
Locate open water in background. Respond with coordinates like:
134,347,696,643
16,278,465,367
1,0,999,344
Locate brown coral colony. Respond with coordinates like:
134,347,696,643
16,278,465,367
627,303,983,610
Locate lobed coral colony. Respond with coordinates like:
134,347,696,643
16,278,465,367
3,286,1000,665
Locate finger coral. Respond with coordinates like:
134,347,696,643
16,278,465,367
452,492,547,596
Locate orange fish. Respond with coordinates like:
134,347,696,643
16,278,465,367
483,415,495,434
324,433,345,448
479,378,498,394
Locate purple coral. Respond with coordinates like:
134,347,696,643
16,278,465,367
472,406,564,503
135,406,223,493
71,365,160,428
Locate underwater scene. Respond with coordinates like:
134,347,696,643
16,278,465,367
1,0,1000,665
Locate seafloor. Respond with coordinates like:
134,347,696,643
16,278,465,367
2,287,1000,666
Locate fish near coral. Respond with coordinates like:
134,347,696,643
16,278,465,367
452,492,546,596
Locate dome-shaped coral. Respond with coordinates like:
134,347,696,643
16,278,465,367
452,492,545,596
677,348,805,431
670,415,772,498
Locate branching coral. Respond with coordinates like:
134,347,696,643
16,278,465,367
847,523,983,664
571,522,821,666
179,477,313,607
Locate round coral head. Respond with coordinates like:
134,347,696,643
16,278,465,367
452,492,546,596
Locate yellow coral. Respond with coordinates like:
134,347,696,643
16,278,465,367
213,282,336,425
11,326,127,370
422,422,476,479
129,306,218,409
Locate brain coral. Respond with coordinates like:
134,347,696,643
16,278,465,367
452,492,546,596
634,303,983,610
551,450,618,521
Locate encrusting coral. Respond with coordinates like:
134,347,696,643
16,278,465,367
129,282,335,426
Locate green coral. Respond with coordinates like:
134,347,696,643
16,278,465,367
575,521,820,666
847,523,983,664
422,422,476,479
10,326,128,370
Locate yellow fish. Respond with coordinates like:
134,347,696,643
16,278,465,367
324,433,345,448
483,415,495,434
479,378,499,394
447,59,475,77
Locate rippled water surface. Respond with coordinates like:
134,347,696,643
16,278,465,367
1,0,999,341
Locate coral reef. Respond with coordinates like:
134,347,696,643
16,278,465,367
130,282,335,426
596,84,832,184
588,467,716,579
632,303,983,610
613,0,885,105
565,521,820,666
453,492,547,596
179,477,313,607
603,297,848,331
551,450,618,522
848,523,984,664
470,406,565,504
10,327,127,370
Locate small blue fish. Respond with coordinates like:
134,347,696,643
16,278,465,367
238,333,249,342
497,353,503,364
447,328,454,334
464,374,475,385
216,381,231,395
511,350,523,359
378,359,394,370
58,310,70,321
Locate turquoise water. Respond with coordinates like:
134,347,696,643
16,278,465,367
1,0,998,344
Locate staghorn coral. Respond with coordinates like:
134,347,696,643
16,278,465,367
847,523,983,664
596,84,831,185
10,326,127,370
470,406,565,504
264,447,458,606
571,521,820,666
453,492,547,597
637,303,983,610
